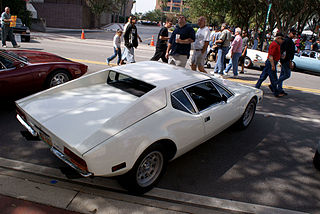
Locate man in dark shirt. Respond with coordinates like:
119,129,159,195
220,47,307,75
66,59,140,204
120,16,141,64
255,32,285,97
166,15,195,67
276,28,296,96
150,19,172,63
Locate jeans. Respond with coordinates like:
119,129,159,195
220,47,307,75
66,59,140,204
107,47,122,65
252,39,258,50
224,52,241,75
255,59,279,95
214,46,229,74
1,25,17,46
277,61,291,92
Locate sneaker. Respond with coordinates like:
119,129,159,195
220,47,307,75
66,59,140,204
2,45,6,48
282,91,288,96
13,45,20,48
268,84,274,92
240,71,244,74
106,59,110,65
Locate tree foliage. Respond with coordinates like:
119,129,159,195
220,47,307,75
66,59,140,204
184,0,320,35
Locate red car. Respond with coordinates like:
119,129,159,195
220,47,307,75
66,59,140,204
0,49,88,99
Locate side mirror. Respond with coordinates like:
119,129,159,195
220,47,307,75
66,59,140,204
221,94,228,103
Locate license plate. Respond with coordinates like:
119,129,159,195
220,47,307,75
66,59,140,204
39,130,52,147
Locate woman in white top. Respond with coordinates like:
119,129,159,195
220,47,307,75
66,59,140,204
107,29,122,66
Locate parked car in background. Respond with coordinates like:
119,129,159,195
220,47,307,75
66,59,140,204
0,49,88,99
292,50,320,74
0,18,31,42
226,49,268,69
16,61,263,194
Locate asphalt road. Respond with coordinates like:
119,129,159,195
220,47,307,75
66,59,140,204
1,26,320,213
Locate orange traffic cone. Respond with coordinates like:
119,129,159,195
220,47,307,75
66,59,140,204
150,35,155,46
81,29,86,39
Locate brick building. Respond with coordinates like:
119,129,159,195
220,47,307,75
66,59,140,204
30,0,133,28
155,0,188,14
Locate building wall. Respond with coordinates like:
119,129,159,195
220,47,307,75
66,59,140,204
32,0,133,28
32,0,91,28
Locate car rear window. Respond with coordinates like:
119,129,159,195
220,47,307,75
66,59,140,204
107,71,155,97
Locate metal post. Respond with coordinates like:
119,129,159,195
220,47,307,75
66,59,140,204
260,1,272,51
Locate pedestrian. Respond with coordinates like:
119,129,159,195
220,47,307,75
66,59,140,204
214,23,231,75
224,27,243,77
304,38,312,50
276,28,296,96
190,16,210,73
166,15,195,67
239,31,249,74
208,26,221,63
1,7,19,48
311,39,320,52
107,29,122,66
252,29,259,50
120,16,140,64
255,32,285,97
150,19,173,63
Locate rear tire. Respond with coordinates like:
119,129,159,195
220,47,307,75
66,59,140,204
237,98,257,129
118,144,168,195
46,70,71,88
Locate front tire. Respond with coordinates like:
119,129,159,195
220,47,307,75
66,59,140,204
119,144,167,194
237,98,257,129
46,70,71,88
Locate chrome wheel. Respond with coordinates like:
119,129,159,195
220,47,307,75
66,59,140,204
243,101,255,127
136,151,163,187
49,72,70,87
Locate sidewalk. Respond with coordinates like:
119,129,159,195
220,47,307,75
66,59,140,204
0,194,81,214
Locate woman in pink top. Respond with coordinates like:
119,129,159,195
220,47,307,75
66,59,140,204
224,27,243,76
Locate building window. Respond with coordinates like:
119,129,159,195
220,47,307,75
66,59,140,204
172,7,180,12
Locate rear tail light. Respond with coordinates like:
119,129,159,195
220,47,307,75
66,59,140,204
64,147,88,171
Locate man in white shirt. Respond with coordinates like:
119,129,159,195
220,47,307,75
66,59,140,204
191,16,210,73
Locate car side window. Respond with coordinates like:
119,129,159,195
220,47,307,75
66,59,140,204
171,90,195,114
211,81,233,98
186,81,222,112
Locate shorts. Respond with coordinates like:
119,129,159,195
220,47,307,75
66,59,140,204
191,50,206,66
168,54,188,67
239,54,246,65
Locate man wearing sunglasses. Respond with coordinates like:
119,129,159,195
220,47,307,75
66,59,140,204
276,28,296,96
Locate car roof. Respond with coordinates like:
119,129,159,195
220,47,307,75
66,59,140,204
111,61,211,89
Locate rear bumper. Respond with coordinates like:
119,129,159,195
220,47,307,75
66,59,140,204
16,114,93,178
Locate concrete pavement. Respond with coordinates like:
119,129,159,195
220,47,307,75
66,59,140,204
0,157,309,214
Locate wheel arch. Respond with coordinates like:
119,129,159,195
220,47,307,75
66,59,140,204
44,68,72,88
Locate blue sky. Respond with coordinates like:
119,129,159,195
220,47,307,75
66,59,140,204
134,0,156,13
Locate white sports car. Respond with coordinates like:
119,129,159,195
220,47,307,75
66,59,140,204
16,61,263,194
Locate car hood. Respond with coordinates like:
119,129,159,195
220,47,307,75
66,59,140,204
17,83,166,154
12,50,71,64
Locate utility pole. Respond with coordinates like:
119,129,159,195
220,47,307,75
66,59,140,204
260,0,272,51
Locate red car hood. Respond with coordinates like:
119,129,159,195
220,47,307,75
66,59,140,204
10,50,72,64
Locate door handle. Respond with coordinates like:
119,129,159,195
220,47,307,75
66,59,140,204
204,116,210,122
